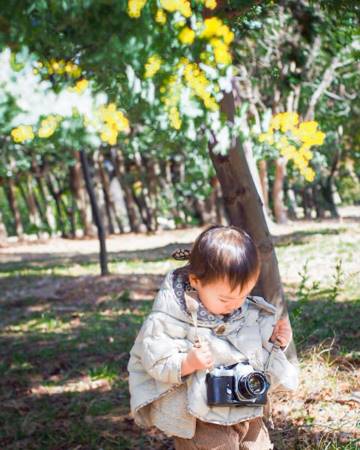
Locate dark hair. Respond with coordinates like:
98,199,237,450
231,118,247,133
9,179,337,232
188,225,260,291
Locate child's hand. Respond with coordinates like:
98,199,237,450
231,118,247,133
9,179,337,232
181,340,214,376
270,317,292,348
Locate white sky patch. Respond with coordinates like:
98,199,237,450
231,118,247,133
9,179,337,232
0,48,107,127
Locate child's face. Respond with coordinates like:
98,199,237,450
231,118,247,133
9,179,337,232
189,274,258,315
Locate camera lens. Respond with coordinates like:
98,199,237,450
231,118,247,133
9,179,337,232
247,373,265,394
236,372,267,400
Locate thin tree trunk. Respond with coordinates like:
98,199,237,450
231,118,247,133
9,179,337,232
111,148,142,232
80,149,109,276
46,173,67,237
272,157,289,224
258,160,270,217
35,176,57,234
131,151,156,231
69,151,96,237
5,177,24,238
18,174,43,234
0,207,8,243
208,87,297,362
97,152,116,235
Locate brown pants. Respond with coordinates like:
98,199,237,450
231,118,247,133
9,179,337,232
173,417,273,450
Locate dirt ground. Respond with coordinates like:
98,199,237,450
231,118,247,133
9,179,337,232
0,205,359,449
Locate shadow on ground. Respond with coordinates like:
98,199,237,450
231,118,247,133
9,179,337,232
0,265,359,449
0,224,351,272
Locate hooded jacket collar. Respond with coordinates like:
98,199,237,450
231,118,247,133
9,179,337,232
152,267,249,328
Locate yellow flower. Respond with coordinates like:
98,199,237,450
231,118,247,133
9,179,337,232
280,112,299,132
200,17,223,39
128,0,147,18
218,24,234,44
98,103,130,142
259,132,274,145
11,125,35,143
303,167,316,182
160,0,191,17
210,38,232,65
144,55,162,78
101,126,118,146
72,78,88,94
38,115,59,138
178,27,196,45
155,8,167,24
169,107,182,129
205,0,217,9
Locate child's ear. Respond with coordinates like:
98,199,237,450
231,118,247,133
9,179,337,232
189,273,201,290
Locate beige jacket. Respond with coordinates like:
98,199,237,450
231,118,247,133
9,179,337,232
127,268,299,438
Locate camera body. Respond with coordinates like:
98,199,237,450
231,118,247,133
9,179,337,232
206,361,270,407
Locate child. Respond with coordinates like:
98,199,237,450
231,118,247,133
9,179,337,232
127,225,299,449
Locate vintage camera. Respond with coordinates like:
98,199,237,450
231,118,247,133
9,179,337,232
206,362,270,407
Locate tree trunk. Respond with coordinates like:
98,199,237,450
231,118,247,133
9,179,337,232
208,88,297,362
272,157,289,224
285,187,298,220
35,176,57,234
19,174,46,234
5,177,24,238
111,148,142,232
46,173,67,237
301,187,313,219
0,208,8,243
142,156,159,231
258,160,271,217
97,152,116,234
163,160,186,227
69,151,97,237
131,152,156,232
80,150,109,276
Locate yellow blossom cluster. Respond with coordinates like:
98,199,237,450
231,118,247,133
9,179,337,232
160,0,191,17
161,76,182,130
11,125,35,143
258,112,326,182
34,59,82,78
160,58,219,129
178,26,196,45
38,115,61,138
98,103,130,145
144,55,162,78
200,17,234,65
128,0,147,18
155,8,167,24
68,78,89,94
201,0,217,9
181,58,218,111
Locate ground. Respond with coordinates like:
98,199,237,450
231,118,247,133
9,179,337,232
0,206,359,449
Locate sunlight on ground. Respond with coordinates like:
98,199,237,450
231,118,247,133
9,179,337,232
0,210,359,449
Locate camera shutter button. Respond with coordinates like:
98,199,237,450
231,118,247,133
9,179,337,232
215,324,226,335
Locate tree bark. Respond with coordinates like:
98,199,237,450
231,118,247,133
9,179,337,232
258,160,270,217
97,151,116,235
111,148,142,232
69,151,97,237
0,207,8,243
35,176,57,234
272,157,289,224
5,177,24,238
18,174,43,234
46,173,67,237
80,150,109,276
208,87,297,362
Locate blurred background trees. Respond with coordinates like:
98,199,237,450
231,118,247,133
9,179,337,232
0,0,358,241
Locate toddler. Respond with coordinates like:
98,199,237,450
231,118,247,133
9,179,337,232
128,225,299,449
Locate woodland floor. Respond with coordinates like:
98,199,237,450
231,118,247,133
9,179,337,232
0,206,359,449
